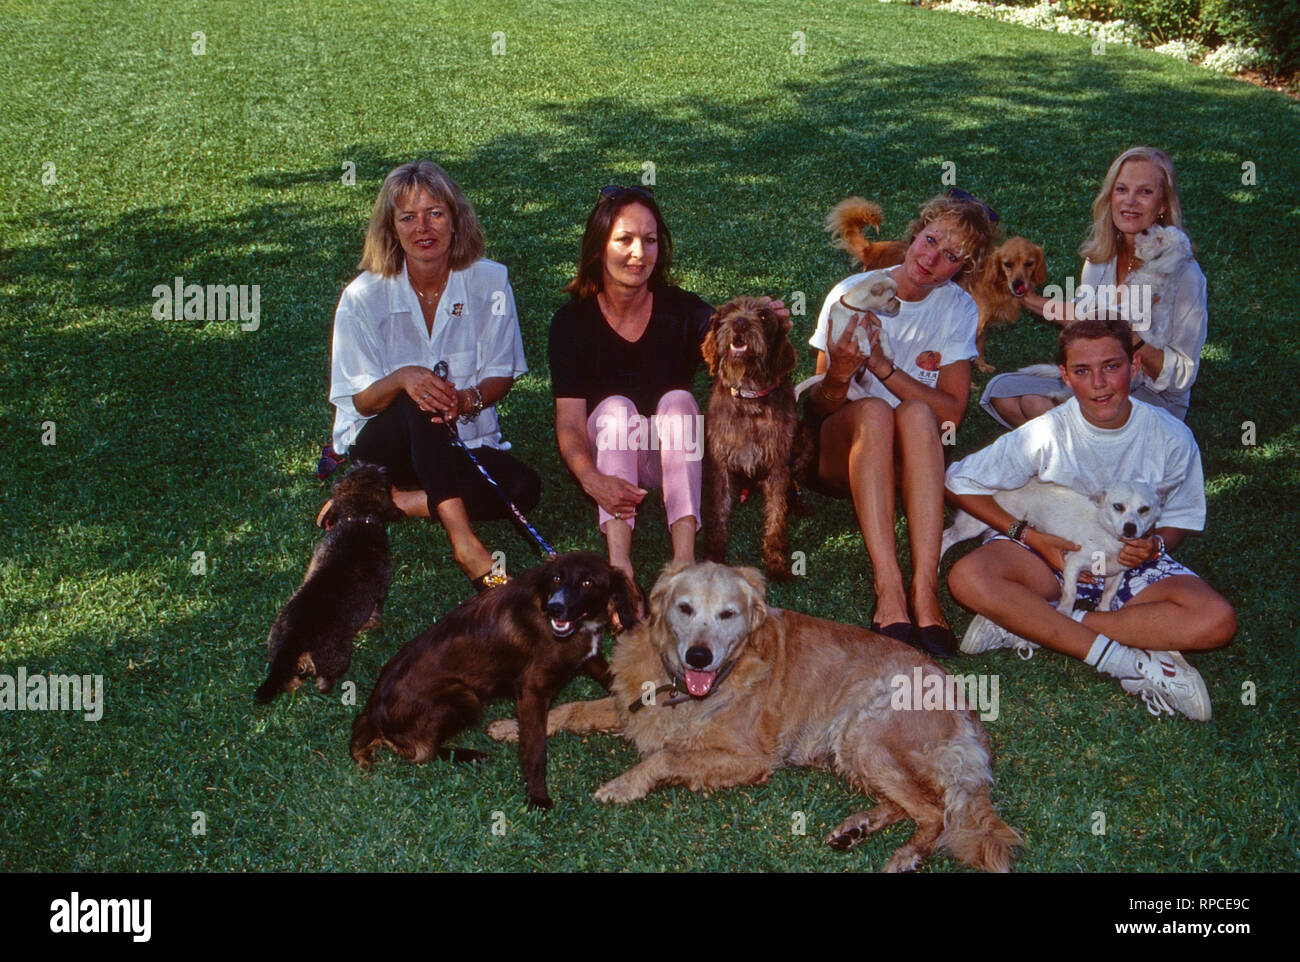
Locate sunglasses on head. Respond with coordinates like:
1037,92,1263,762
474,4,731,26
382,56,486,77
946,188,1000,225
600,184,655,202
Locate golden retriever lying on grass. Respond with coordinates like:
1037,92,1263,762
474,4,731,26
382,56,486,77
489,561,1021,873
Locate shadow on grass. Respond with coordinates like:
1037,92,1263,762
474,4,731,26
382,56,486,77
5,51,1296,569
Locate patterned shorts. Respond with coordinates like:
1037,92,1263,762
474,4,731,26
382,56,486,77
985,533,1198,612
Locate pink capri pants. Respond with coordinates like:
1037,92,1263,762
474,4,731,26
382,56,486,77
586,390,703,531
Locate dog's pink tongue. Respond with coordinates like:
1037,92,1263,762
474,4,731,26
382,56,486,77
684,669,716,697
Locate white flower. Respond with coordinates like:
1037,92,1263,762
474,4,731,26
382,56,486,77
1154,39,1208,62
1203,43,1264,74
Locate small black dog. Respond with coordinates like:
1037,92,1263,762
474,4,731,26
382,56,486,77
254,464,403,704
349,552,640,809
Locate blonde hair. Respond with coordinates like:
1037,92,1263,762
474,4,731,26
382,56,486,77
903,194,998,283
358,161,485,277
1080,147,1184,264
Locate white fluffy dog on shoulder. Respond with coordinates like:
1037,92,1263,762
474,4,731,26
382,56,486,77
1125,224,1192,344
940,480,1167,614
795,269,901,400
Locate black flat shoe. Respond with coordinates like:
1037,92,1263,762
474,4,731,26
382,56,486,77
874,622,919,646
914,624,959,659
869,602,918,647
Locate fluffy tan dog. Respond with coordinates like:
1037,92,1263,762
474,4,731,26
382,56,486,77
967,235,1046,373
489,561,1021,872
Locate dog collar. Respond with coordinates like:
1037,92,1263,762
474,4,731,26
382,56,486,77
729,384,777,399
324,514,386,532
838,294,877,314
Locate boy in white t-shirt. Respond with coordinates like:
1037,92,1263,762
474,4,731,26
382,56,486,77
944,317,1236,720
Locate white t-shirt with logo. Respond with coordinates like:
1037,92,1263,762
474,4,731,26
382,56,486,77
806,267,978,407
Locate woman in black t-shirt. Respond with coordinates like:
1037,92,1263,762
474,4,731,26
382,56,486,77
549,187,710,585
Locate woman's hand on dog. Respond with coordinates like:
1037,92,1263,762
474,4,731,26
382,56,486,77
757,296,792,331
860,312,894,380
1118,534,1158,568
400,365,460,422
825,313,868,385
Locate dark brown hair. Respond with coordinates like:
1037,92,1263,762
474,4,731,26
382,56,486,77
563,188,674,300
1057,316,1138,366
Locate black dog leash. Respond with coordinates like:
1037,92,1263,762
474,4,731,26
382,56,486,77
433,361,557,559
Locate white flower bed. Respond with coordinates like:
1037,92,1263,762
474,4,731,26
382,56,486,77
932,2,1263,76
1154,39,1209,62
932,1,998,17
1203,43,1264,74
932,2,1142,46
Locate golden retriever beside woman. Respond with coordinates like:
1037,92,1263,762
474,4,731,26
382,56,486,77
490,561,1020,873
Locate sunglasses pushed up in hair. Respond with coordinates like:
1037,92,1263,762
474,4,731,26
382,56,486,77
946,188,1000,225
599,184,655,203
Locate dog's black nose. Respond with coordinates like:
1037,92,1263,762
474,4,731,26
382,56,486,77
731,317,748,333
685,646,713,670
1123,523,1138,538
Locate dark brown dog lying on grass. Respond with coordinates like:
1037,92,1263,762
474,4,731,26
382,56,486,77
701,297,813,581
350,552,640,810
255,464,403,704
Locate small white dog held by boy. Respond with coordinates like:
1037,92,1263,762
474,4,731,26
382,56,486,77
944,315,1236,720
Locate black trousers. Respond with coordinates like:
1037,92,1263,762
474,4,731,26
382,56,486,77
350,395,541,522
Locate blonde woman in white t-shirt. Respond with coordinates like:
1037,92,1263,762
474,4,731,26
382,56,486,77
804,193,997,657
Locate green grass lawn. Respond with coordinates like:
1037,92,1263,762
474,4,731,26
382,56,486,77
2,0,1296,873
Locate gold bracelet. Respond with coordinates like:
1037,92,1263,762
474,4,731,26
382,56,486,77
821,380,847,403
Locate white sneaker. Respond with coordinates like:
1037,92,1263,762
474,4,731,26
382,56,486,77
960,614,1041,660
1120,650,1212,721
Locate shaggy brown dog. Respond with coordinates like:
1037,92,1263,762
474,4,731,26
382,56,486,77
255,464,403,704
489,561,1021,872
350,552,640,810
826,197,1045,373
701,297,813,581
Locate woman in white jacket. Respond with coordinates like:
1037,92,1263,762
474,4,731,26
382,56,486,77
981,146,1206,428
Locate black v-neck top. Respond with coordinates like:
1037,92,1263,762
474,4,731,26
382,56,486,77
548,286,713,416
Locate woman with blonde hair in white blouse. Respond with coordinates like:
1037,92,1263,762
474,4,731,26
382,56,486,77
328,161,537,592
